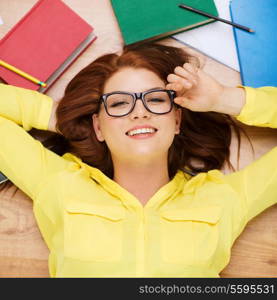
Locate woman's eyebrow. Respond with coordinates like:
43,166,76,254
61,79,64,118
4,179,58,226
145,86,164,92
105,87,165,94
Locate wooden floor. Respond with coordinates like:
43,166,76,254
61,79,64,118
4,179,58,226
0,0,277,277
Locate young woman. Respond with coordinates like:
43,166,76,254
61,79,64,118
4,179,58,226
0,43,276,277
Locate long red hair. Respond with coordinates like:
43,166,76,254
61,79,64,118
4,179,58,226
54,43,250,179
0,43,252,192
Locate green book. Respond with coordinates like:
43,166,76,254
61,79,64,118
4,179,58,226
111,0,218,45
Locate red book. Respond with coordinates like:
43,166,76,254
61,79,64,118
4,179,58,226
0,0,96,92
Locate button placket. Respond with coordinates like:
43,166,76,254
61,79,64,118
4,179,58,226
136,208,145,276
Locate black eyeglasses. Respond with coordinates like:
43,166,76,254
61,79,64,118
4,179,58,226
99,89,176,117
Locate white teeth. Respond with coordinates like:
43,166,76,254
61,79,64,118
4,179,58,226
127,128,156,136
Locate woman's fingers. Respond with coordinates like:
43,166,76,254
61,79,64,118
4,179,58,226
183,62,198,74
174,67,197,85
166,82,183,91
168,63,199,85
167,73,193,89
173,96,193,109
166,63,201,106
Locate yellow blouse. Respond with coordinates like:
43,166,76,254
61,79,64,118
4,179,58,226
0,84,276,277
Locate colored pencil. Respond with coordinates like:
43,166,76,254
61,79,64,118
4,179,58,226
0,59,47,87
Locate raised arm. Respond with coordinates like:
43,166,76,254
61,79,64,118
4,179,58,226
0,83,71,200
0,83,58,132
223,86,277,223
166,64,277,229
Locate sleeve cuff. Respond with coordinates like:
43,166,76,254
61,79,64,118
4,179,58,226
235,86,257,125
235,86,277,128
36,94,53,130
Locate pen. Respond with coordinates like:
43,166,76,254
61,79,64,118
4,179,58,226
178,3,254,33
0,59,47,87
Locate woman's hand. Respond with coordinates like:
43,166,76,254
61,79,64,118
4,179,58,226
48,100,59,133
166,63,246,116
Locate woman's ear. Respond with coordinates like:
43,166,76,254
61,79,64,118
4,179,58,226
92,114,105,142
175,108,182,134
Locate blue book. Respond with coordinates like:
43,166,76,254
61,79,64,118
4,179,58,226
230,0,277,87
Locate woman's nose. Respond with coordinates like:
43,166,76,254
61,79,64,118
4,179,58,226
129,98,151,119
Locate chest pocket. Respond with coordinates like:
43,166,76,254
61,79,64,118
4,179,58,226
160,205,221,265
64,202,125,262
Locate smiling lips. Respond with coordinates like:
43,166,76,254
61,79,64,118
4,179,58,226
126,126,157,138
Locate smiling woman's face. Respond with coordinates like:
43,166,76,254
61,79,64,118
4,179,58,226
92,67,181,164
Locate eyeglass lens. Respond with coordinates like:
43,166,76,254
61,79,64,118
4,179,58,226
105,90,172,116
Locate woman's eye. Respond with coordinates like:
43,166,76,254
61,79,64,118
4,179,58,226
110,101,129,107
148,98,165,103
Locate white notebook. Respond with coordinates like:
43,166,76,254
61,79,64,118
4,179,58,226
172,0,240,71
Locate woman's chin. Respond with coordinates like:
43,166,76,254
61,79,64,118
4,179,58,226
123,149,165,163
